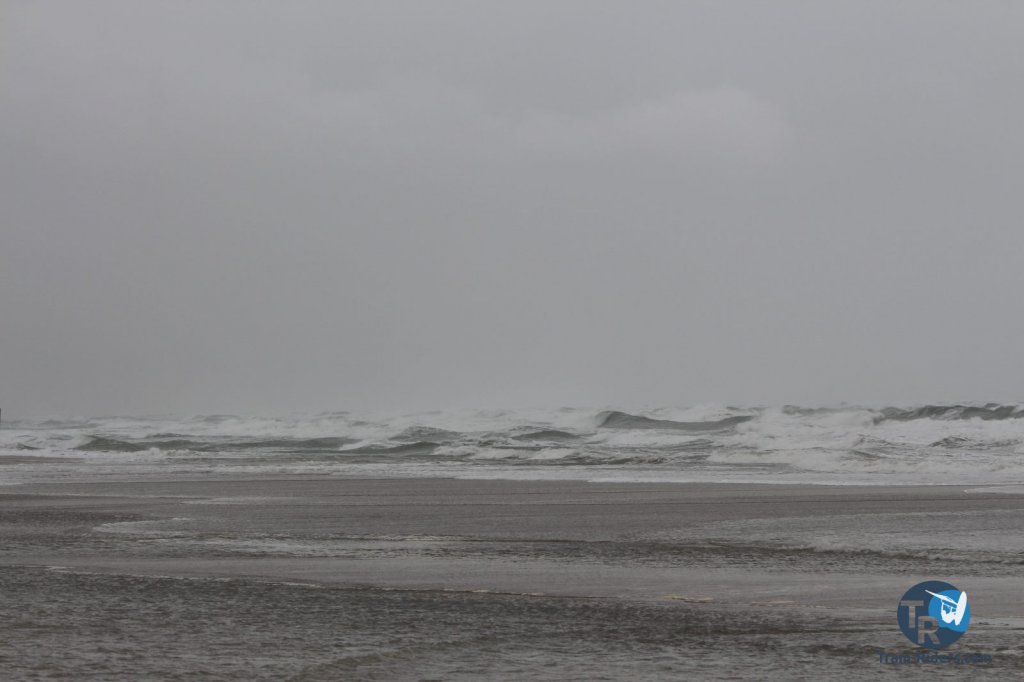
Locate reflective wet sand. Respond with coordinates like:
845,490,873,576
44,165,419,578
2,478,1023,679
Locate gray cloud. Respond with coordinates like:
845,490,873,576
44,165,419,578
3,1,1024,417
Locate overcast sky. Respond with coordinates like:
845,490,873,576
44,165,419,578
3,1,1024,418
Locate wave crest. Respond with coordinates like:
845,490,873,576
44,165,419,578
597,411,753,431
876,404,1024,423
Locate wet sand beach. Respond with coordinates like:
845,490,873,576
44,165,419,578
2,478,1023,679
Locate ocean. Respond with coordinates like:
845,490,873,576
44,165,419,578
4,403,1024,487
3,404,1024,679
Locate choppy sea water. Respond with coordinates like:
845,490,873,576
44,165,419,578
4,404,1024,486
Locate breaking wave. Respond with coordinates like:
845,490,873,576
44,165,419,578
75,437,151,453
341,441,441,455
597,411,754,431
5,402,1024,486
874,403,1024,422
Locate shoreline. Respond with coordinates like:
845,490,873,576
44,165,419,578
4,477,1024,599
2,476,1023,678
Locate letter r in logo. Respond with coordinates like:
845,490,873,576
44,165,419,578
916,616,940,646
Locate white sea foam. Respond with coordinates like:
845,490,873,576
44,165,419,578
964,485,1024,495
3,405,1024,486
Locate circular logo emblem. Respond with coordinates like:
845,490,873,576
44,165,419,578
897,580,970,649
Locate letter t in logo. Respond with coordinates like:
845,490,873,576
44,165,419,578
900,600,924,627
